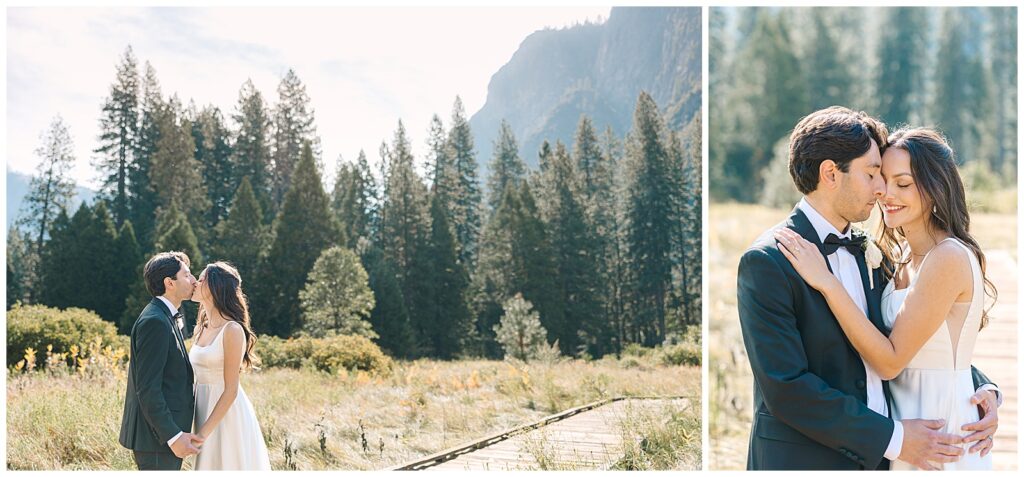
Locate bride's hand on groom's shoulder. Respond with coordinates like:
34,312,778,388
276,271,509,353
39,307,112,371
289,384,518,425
773,229,838,292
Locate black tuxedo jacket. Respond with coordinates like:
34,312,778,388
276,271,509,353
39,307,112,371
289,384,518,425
737,206,993,470
118,298,195,454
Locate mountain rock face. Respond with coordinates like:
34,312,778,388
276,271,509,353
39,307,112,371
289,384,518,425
470,6,701,175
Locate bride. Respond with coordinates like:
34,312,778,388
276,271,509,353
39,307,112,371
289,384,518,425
774,127,997,470
189,261,272,470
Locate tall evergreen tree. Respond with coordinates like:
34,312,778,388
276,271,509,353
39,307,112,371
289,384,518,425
130,61,164,249
362,247,415,357
987,7,1017,175
259,142,339,337
231,79,274,220
486,119,526,213
331,151,376,250
39,205,87,312
623,92,676,346
114,220,143,333
415,193,471,358
150,96,209,231
17,116,78,302
446,97,482,267
875,8,929,127
538,141,604,356
154,205,204,271
270,69,319,213
380,121,430,286
932,9,991,169
192,105,234,235
803,8,853,110
94,46,140,226
212,177,267,287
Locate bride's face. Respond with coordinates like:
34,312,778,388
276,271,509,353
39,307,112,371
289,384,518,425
880,147,931,230
193,269,209,303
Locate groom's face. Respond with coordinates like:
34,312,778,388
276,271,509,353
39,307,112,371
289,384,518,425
834,139,884,224
168,261,198,302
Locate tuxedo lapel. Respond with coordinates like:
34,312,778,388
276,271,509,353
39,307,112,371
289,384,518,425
787,207,834,275
151,298,193,375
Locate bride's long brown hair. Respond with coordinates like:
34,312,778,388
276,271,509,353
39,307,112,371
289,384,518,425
874,127,997,329
198,261,260,369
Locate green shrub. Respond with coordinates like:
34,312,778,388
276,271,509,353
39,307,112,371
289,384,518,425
7,304,122,368
660,341,701,367
256,334,392,375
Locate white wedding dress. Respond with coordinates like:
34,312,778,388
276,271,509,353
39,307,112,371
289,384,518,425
881,237,992,470
189,324,272,470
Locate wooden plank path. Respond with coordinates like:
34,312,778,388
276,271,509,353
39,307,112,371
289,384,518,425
971,250,1017,470
389,396,692,471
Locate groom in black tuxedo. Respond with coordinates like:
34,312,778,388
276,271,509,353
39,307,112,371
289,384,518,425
737,106,1000,470
119,251,204,470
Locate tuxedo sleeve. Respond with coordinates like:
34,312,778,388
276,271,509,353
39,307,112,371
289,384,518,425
971,366,1001,405
738,247,894,469
132,317,182,444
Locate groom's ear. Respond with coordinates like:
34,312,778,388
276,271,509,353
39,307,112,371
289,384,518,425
818,159,839,190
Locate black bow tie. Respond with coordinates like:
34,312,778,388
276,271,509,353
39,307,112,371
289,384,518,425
822,233,866,256
172,311,184,321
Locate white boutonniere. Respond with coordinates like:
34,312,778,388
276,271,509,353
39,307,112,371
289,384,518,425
863,240,883,290
176,316,185,331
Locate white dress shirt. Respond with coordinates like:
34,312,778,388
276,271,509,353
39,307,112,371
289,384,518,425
797,199,904,460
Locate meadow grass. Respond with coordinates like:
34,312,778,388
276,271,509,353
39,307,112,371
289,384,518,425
7,354,698,470
708,201,1017,470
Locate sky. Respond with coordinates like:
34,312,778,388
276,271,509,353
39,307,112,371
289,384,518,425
6,6,610,190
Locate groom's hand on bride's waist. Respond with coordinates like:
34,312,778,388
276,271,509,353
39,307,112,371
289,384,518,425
962,389,999,456
899,419,964,471
169,431,205,458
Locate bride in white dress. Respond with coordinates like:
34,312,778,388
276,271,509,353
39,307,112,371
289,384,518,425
774,127,997,470
189,261,271,470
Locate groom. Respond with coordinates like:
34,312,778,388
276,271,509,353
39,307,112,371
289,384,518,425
119,251,204,470
737,106,1000,470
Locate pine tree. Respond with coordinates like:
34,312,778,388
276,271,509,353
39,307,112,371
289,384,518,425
114,220,143,333
39,205,88,311
417,193,471,358
537,141,604,356
298,246,376,338
987,7,1017,175
486,119,526,213
130,61,164,250
875,8,929,127
380,121,430,285
933,9,991,169
192,105,234,235
446,97,482,267
623,92,676,346
803,9,853,110
150,96,209,230
259,142,339,337
270,69,319,213
154,205,204,271
494,293,551,362
7,228,34,307
17,116,78,302
212,177,267,286
231,79,274,221
94,46,140,226
331,151,376,249
362,246,415,357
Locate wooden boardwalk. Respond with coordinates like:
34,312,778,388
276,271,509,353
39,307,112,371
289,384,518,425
972,250,1017,470
390,397,691,471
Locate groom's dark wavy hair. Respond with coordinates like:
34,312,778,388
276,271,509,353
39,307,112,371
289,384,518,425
143,251,191,296
788,106,889,194
197,261,260,370
876,127,997,329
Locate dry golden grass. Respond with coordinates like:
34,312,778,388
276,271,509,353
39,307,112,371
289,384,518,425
7,354,698,470
708,201,1017,470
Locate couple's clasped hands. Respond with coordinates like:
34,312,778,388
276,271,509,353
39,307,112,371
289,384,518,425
170,432,206,458
900,389,998,470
